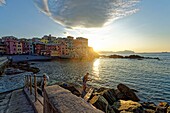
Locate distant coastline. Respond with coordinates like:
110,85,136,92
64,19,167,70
98,50,135,54
98,50,170,55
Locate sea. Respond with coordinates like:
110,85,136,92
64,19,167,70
33,53,170,104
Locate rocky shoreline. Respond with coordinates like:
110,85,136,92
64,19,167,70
1,58,169,113
100,54,160,60
58,82,170,113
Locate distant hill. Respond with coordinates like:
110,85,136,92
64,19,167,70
114,50,135,54
98,50,135,55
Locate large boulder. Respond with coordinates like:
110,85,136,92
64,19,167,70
115,89,129,100
117,83,140,101
156,102,169,113
167,106,170,113
59,83,81,97
156,106,167,113
113,100,144,113
103,89,117,105
96,87,109,93
158,102,169,108
5,68,24,75
141,102,157,110
95,87,117,105
89,95,115,113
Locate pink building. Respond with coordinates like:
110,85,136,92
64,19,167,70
2,36,17,54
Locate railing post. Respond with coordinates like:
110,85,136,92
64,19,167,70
24,76,26,88
30,75,32,95
26,76,29,89
42,74,47,92
34,74,37,102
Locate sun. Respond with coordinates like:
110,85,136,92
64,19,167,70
91,43,101,51
88,39,102,52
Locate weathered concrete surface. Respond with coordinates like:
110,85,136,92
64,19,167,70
7,89,35,113
0,92,11,113
0,89,35,113
44,85,103,113
24,88,43,113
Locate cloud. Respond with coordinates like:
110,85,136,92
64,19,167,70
34,0,140,29
0,0,6,6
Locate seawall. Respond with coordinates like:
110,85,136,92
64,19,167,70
9,55,52,62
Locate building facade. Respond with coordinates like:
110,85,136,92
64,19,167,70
0,42,6,55
16,41,23,54
2,36,17,54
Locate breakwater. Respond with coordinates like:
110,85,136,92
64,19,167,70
9,55,52,62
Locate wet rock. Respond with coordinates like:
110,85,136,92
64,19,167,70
141,102,157,110
144,109,155,113
89,95,115,113
155,102,169,113
96,87,109,93
94,87,117,105
103,89,117,105
109,55,124,58
117,83,140,101
115,89,128,100
10,62,40,73
5,68,24,75
158,102,169,108
167,106,170,113
113,100,144,113
156,106,167,113
19,66,40,73
59,83,81,97
125,55,144,59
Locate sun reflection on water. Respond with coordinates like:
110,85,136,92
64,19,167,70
92,59,101,80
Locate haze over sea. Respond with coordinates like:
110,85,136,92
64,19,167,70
33,52,170,104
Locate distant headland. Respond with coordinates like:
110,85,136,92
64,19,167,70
98,50,135,54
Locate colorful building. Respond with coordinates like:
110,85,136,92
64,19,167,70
41,44,59,56
34,43,45,55
0,35,94,58
0,42,6,55
16,41,23,54
27,41,34,54
73,37,88,58
40,38,48,44
2,36,17,54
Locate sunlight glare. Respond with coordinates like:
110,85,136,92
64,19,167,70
92,59,100,80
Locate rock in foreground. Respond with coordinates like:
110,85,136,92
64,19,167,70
113,100,144,113
117,83,140,101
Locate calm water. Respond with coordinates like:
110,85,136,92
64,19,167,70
33,53,170,104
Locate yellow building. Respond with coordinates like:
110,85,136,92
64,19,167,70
16,41,23,54
40,39,49,44
51,50,60,57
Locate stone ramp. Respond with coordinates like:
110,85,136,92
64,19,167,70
0,89,35,113
44,85,103,113
0,92,11,113
7,89,35,113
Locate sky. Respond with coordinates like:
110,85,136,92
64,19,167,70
0,0,170,52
